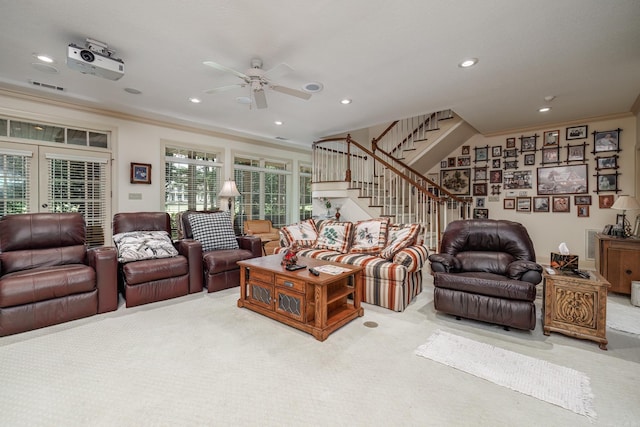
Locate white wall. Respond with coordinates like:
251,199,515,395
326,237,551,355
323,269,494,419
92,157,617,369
428,115,637,269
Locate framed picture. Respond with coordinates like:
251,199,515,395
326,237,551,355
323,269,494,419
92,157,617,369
473,183,487,196
543,130,560,147
130,162,151,184
491,184,501,195
574,195,591,205
541,147,560,165
504,198,515,209
461,145,470,155
566,144,586,162
520,135,537,152
552,196,570,212
457,156,471,166
473,208,489,219
489,169,502,183
524,153,535,165
474,146,489,162
440,160,447,168
593,129,620,152
596,155,618,170
597,173,618,192
537,164,588,195
577,205,590,217
473,167,488,181
516,197,532,212
566,125,588,140
616,214,625,227
492,158,501,169
503,148,518,158
440,168,471,195
506,138,516,148
448,157,456,167
533,196,549,212
492,146,502,157
476,197,485,207
599,194,614,208
504,160,519,170
503,170,532,189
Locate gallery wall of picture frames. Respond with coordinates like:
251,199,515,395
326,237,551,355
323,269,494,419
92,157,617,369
436,125,624,218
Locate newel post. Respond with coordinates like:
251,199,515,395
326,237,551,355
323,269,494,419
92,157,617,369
345,134,352,182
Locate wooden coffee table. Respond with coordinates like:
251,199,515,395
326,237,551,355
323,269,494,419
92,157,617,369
237,254,364,341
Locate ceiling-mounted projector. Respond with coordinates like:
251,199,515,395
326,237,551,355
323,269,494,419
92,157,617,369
67,38,124,81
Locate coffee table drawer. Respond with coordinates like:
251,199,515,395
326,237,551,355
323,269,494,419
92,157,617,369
250,268,274,284
275,275,306,293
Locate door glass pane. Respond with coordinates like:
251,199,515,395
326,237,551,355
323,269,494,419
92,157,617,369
0,152,31,215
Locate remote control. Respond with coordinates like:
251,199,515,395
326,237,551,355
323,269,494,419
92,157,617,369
308,267,320,276
573,269,590,279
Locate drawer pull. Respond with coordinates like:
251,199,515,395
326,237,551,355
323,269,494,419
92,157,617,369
283,280,294,287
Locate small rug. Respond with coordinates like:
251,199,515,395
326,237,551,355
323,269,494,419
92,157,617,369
607,298,640,336
415,330,596,419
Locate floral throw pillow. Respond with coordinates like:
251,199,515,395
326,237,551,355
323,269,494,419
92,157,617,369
313,220,353,253
279,219,318,247
379,223,420,259
350,218,390,254
113,230,179,263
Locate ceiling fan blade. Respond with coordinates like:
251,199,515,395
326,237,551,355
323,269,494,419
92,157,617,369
271,85,312,100
263,63,294,80
204,84,244,95
253,88,268,109
203,61,249,81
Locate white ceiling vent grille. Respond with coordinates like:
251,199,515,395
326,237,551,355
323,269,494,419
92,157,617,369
29,80,65,91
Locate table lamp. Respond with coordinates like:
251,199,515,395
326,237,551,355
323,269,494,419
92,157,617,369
218,179,241,211
611,195,640,237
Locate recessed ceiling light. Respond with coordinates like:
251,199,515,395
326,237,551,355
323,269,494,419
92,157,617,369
340,98,352,105
35,54,54,63
274,120,283,126
124,88,142,94
189,97,201,104
538,106,552,112
458,58,478,68
302,82,324,93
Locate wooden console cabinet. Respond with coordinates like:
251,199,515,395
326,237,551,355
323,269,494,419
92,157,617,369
595,234,640,294
237,255,364,341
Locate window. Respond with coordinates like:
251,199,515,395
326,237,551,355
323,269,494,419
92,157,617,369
4,117,109,148
299,164,312,220
234,156,291,232
0,148,32,216
164,146,223,229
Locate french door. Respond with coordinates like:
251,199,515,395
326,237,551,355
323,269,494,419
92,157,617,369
0,141,112,246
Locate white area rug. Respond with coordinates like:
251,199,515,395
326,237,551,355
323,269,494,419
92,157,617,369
607,298,640,336
415,329,596,419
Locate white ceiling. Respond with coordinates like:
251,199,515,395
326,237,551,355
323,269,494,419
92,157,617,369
1,1,639,148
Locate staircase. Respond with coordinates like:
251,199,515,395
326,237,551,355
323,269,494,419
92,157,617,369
312,109,477,250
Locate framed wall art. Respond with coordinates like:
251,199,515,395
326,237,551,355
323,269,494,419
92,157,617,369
492,146,502,157
130,162,152,184
516,197,532,212
504,160,519,170
520,135,537,152
489,169,503,183
574,195,592,205
448,157,456,167
457,156,471,166
440,160,447,168
461,145,470,155
595,155,618,170
537,164,588,195
566,144,586,162
566,125,588,140
476,197,485,207
503,170,532,190
533,196,549,212
440,168,471,195
473,208,488,219
503,198,515,209
524,153,535,166
541,147,560,165
473,167,488,181
596,173,619,192
543,130,559,147
472,183,487,196
474,146,489,162
492,158,501,169
503,148,518,158
552,196,570,213
598,194,614,208
593,129,620,153
491,184,501,195
506,138,516,148
577,205,590,218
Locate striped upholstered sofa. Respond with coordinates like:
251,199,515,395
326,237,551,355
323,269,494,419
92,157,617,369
275,218,429,312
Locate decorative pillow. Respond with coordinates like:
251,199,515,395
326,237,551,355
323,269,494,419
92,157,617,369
313,220,353,253
349,217,390,254
188,211,239,251
113,230,178,263
279,219,318,248
379,223,420,259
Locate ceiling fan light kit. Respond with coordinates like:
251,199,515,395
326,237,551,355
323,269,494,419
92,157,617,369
203,57,318,109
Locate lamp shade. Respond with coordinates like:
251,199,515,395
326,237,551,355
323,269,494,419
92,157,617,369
218,179,241,198
611,195,640,211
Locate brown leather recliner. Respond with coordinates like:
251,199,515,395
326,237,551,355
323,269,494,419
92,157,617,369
0,213,117,336
113,212,203,307
181,211,261,292
428,219,542,330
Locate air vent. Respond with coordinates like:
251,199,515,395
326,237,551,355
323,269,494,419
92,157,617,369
30,80,65,91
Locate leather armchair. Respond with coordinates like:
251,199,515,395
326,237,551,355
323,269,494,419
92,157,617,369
428,219,542,330
182,211,261,292
0,213,117,336
244,219,280,255
113,212,203,307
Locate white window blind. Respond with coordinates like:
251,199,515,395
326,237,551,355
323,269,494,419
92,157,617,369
47,156,107,247
0,149,32,216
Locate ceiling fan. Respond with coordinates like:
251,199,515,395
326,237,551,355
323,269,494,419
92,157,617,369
203,58,312,109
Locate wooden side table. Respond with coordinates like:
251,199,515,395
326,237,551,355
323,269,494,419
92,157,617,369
542,266,610,350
